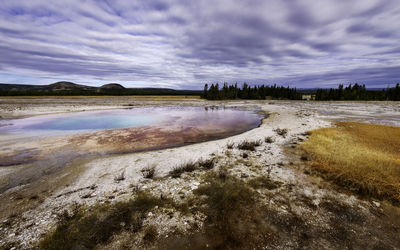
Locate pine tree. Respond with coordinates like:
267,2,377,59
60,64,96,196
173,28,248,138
203,84,208,99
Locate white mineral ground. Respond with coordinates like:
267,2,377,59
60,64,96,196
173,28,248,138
0,97,399,249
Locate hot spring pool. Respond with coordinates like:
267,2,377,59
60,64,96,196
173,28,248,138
0,106,264,194
0,106,263,137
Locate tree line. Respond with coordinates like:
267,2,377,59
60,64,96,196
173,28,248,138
202,83,302,100
0,89,201,96
315,83,400,101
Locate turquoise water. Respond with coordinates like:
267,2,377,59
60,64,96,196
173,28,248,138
26,113,158,130
0,106,262,136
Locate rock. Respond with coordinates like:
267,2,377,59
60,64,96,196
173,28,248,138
114,171,125,182
372,201,380,207
25,222,35,229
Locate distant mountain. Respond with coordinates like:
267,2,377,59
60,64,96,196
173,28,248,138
99,83,125,90
0,83,42,91
48,81,95,91
0,82,201,96
0,81,94,91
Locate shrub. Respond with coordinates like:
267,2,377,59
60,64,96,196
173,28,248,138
143,225,158,242
265,136,274,143
248,176,282,190
169,161,196,178
198,158,215,170
39,191,172,250
226,141,235,149
218,168,228,181
141,166,156,179
193,174,265,248
274,128,288,137
194,175,254,219
237,140,262,151
159,174,275,249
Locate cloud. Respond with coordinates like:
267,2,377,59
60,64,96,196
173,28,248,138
0,0,399,89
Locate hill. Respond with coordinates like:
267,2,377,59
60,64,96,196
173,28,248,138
0,82,201,96
48,81,95,91
99,83,125,90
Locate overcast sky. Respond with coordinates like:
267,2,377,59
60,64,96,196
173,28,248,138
0,0,399,89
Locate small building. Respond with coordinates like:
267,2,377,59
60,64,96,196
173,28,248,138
302,94,315,101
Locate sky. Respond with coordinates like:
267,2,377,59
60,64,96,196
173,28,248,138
0,0,400,89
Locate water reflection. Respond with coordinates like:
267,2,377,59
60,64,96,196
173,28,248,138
0,106,263,141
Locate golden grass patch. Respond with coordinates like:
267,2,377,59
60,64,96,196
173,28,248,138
302,122,400,203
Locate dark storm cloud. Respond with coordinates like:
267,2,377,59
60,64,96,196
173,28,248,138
0,45,166,78
309,42,340,53
177,11,311,67
287,3,316,28
278,66,400,88
0,0,399,88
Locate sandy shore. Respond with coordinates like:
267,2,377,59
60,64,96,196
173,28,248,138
0,97,399,249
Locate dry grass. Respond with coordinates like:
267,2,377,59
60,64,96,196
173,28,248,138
39,191,175,250
198,158,216,170
141,166,156,179
264,136,274,143
274,128,288,137
237,140,262,151
302,122,400,203
157,172,275,249
169,161,197,178
248,176,282,190
226,141,235,149
169,158,215,178
191,173,273,248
